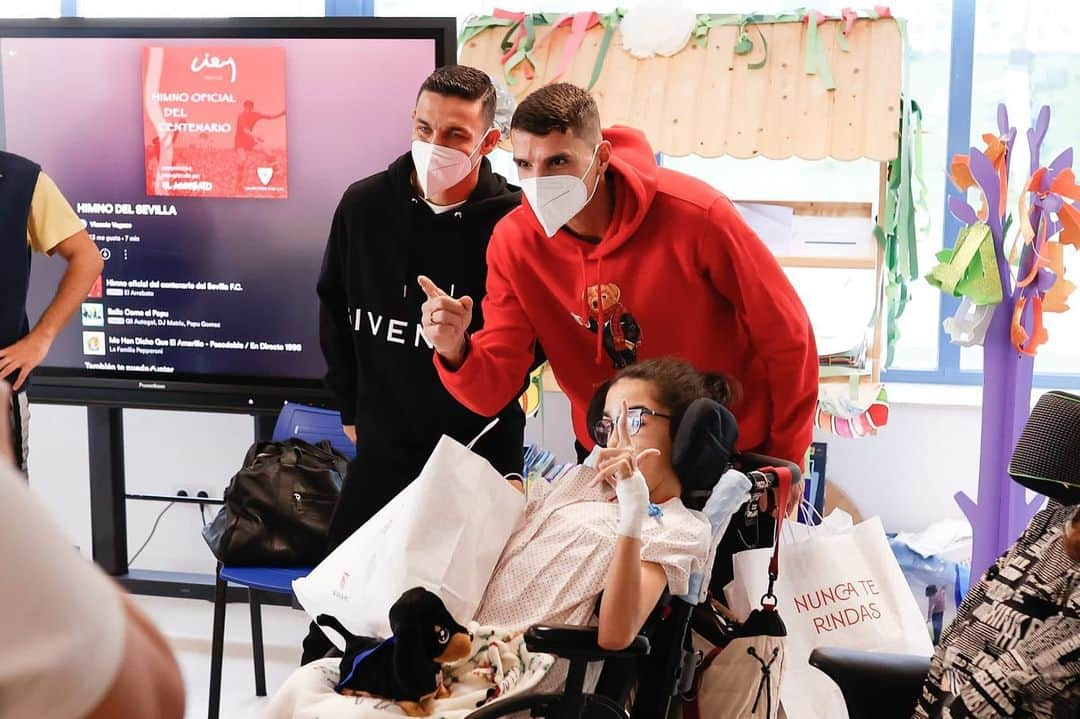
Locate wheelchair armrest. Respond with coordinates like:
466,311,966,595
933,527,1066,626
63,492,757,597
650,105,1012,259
732,452,802,482
809,647,930,719
525,624,650,661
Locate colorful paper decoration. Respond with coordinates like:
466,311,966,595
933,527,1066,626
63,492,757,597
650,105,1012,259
937,103,1078,581
926,222,1002,305
460,9,622,89
941,105,1078,355
816,384,889,438
461,6,897,93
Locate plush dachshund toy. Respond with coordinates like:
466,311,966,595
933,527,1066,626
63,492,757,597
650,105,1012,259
316,587,472,717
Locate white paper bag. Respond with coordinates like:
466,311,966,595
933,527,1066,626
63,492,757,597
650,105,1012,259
724,515,932,719
292,434,525,647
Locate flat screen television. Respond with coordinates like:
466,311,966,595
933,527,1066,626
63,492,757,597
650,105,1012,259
1,17,455,412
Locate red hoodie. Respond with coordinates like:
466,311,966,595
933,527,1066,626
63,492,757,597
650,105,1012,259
436,127,818,465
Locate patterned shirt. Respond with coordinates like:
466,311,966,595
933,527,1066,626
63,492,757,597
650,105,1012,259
914,504,1079,719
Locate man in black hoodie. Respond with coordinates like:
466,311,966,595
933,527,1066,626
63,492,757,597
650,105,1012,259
304,66,529,663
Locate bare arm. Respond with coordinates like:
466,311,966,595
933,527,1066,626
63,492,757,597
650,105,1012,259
594,408,670,650
0,230,103,389
598,549,668,650
0,383,12,463
35,229,103,340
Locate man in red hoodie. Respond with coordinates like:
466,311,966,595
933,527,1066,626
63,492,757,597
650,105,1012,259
420,83,817,468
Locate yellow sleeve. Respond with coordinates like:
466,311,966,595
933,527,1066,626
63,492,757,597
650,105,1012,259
26,172,85,255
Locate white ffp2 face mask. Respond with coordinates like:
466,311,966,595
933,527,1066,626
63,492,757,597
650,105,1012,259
411,130,492,199
520,145,602,238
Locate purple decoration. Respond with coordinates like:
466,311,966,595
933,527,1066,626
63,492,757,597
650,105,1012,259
1049,147,1073,176
1034,268,1057,294
955,103,1057,581
949,196,978,225
959,303,1043,581
1041,194,1064,213
968,147,1007,290
1027,105,1050,176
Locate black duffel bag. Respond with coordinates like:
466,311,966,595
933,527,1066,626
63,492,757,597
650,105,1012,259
202,438,348,566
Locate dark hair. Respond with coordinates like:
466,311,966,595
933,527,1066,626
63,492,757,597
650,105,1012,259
417,65,496,128
511,82,601,143
585,358,739,445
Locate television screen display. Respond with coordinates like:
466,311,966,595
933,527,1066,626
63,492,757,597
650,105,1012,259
1,18,453,410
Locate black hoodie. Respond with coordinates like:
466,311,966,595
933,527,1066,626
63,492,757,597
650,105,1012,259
317,153,528,475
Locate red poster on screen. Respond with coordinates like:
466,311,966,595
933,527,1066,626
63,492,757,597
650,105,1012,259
142,46,288,199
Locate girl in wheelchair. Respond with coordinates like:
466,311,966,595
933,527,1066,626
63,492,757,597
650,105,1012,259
269,357,742,716
475,357,731,651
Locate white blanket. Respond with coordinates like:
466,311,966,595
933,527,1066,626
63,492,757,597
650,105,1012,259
263,624,555,719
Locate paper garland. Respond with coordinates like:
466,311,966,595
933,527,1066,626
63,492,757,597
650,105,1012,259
460,9,622,90
461,6,898,93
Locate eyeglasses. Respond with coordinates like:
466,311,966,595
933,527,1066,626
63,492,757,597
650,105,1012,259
592,406,672,446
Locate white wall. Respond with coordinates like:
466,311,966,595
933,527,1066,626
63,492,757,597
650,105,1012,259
26,387,988,575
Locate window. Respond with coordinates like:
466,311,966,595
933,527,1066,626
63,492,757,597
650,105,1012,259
961,0,1080,376
0,0,60,17
76,0,323,16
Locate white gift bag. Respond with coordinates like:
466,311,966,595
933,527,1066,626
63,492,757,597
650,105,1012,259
724,514,932,719
292,428,525,647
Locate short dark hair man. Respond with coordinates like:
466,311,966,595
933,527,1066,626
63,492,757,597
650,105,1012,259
421,82,818,469
305,65,530,663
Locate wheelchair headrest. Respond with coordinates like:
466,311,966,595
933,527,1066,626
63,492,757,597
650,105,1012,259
672,398,739,508
1009,390,1080,505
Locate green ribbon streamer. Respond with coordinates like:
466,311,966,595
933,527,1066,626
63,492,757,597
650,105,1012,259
747,25,769,70
837,22,851,52
497,13,547,86
734,17,769,70
910,99,930,234
871,17,919,368
804,15,836,90
587,10,624,90
458,15,515,47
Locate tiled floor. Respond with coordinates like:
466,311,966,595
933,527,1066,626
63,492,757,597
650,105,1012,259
133,595,312,719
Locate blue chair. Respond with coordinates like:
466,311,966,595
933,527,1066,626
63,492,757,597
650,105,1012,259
208,403,354,719
273,401,357,461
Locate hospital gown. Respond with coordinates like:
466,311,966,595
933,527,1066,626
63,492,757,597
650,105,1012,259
474,464,711,696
